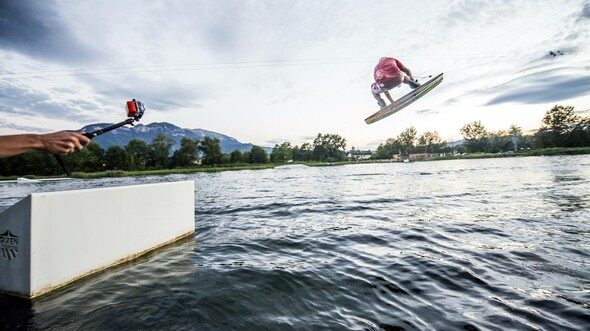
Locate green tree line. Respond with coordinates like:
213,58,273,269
372,104,589,159
1,105,588,176
0,132,349,176
459,105,589,153
373,128,451,159
1,134,235,176
270,133,347,163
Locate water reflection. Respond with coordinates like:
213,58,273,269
543,156,590,213
0,294,33,329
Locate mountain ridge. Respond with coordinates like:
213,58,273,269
78,122,270,153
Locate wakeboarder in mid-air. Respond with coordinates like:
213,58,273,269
371,57,420,108
364,57,444,125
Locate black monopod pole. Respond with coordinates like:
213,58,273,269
82,118,135,139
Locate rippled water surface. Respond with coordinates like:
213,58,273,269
1,156,589,330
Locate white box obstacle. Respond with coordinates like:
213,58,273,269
0,180,195,298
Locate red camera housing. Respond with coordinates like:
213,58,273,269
125,99,145,120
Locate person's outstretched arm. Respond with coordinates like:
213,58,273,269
0,131,90,158
397,62,415,81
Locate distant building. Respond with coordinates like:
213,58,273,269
347,150,372,160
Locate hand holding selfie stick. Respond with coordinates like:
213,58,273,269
55,99,146,176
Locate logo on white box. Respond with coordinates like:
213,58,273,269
0,230,18,261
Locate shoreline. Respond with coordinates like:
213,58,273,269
1,147,589,181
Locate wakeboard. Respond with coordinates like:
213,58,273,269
365,73,444,124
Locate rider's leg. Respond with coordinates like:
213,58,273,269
384,91,395,103
371,83,387,108
373,92,386,108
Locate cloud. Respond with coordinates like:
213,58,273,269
416,108,439,115
0,81,98,122
299,135,318,142
582,1,590,19
365,139,388,148
201,8,243,54
0,83,46,115
445,1,486,23
1,1,588,147
0,118,53,133
264,139,287,146
85,74,208,112
264,135,319,147
0,1,99,64
444,0,515,26
486,73,590,105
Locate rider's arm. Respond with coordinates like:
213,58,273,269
397,61,415,81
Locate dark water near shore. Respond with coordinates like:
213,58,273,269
1,156,589,330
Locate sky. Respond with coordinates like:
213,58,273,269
1,0,589,150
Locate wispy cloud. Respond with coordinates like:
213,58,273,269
299,135,318,142
581,1,590,19
264,139,287,146
0,81,99,122
444,0,516,26
416,108,439,115
486,71,590,105
0,118,53,133
84,75,208,112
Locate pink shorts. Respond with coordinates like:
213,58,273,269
371,76,403,94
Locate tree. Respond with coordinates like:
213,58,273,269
417,131,441,153
293,143,313,162
536,105,586,148
104,145,128,170
397,127,418,155
373,138,399,159
242,151,250,163
312,133,347,162
229,150,243,164
508,124,523,152
519,135,535,151
508,124,523,136
150,133,175,169
460,121,489,152
542,105,578,134
270,142,293,163
488,130,512,153
172,137,199,168
249,145,268,164
0,151,59,176
568,116,590,147
125,139,150,171
73,142,105,172
199,136,222,166
460,121,487,140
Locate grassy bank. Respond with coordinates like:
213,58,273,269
434,153,511,161
521,146,590,156
434,146,590,161
0,164,277,180
1,147,589,181
69,164,277,179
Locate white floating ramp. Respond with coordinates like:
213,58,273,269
0,181,195,299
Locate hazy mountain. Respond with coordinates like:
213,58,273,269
446,140,464,147
78,122,269,153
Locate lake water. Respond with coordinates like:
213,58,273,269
1,156,589,330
